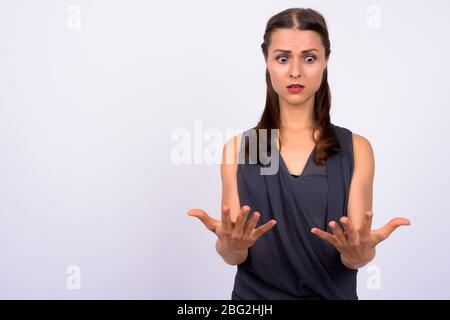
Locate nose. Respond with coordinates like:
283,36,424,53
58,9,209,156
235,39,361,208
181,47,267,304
290,59,302,78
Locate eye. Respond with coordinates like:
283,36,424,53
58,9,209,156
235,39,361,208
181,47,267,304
305,55,316,63
276,54,317,64
276,55,288,64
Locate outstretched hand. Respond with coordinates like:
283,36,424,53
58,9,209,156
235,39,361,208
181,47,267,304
188,205,277,253
311,211,411,269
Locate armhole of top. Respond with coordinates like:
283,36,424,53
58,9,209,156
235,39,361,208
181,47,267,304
345,128,355,178
350,134,354,177
335,125,355,179
333,124,355,218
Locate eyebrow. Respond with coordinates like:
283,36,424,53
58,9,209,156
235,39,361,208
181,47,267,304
273,49,319,54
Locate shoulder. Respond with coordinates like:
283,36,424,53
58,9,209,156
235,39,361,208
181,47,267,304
351,131,375,179
351,132,374,164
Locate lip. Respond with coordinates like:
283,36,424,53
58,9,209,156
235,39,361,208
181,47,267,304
287,86,304,93
287,83,305,88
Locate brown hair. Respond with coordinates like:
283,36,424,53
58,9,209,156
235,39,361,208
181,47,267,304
246,7,340,166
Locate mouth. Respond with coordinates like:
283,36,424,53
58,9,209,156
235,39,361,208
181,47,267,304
287,84,305,93
287,84,305,88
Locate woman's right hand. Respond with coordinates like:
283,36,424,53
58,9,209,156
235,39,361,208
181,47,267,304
187,205,277,253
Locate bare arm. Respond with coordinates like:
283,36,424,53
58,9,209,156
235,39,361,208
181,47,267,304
217,134,248,265
342,133,376,268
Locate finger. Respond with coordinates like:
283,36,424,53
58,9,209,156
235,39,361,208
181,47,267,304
220,205,233,231
311,227,339,248
233,206,251,237
252,219,277,239
243,211,261,238
188,208,221,233
329,221,347,245
359,211,373,238
371,217,411,245
340,216,358,246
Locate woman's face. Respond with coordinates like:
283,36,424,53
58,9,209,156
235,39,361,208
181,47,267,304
265,28,328,106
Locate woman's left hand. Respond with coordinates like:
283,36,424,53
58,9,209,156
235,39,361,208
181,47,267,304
311,211,411,269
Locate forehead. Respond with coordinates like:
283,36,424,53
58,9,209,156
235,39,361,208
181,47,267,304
269,29,323,53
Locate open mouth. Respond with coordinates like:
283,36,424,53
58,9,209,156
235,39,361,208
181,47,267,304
287,84,305,93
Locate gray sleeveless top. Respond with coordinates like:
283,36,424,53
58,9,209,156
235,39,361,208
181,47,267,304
231,123,358,300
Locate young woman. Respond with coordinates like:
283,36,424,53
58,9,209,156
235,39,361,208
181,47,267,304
188,7,410,300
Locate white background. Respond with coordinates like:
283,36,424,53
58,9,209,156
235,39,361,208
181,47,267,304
0,0,449,299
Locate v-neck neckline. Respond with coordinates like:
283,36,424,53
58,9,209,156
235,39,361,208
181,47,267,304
279,146,316,181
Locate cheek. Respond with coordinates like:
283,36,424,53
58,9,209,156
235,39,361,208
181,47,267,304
305,68,325,90
268,66,288,91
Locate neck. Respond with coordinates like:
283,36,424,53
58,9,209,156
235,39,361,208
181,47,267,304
279,95,316,132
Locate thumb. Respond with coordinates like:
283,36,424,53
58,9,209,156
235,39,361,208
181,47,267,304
372,217,411,245
187,209,220,233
